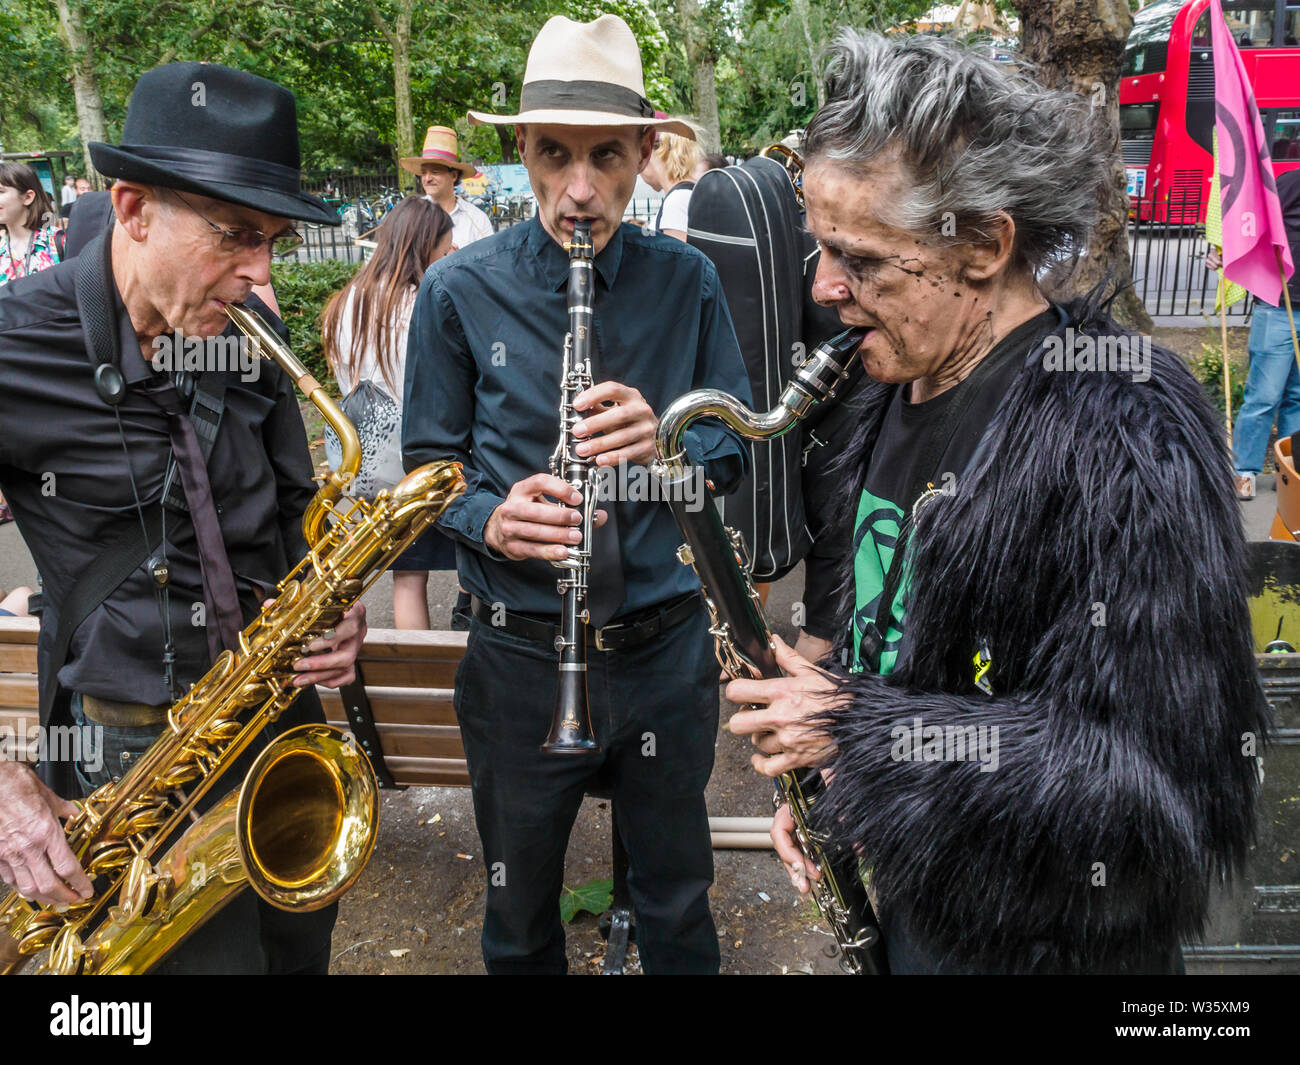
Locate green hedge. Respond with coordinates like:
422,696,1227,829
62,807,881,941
1190,340,1246,425
270,259,361,395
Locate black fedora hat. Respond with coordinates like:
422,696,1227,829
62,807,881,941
89,62,338,226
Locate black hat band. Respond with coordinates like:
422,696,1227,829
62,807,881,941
120,145,302,194
518,80,655,118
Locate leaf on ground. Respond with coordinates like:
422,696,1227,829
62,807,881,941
560,878,613,923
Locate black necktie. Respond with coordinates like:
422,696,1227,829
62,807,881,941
140,380,244,661
584,318,625,629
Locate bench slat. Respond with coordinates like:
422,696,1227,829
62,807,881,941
0,646,38,674
383,757,471,789
0,675,39,710
318,687,459,727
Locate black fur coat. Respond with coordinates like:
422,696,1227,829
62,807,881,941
815,298,1270,973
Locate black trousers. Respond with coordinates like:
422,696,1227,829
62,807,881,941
71,693,336,975
454,604,721,974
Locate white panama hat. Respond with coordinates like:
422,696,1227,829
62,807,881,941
467,14,695,140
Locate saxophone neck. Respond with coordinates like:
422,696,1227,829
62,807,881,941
224,303,359,545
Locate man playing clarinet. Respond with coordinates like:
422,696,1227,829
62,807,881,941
403,14,751,974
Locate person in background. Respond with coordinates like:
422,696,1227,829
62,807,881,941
321,197,458,629
0,587,33,618
401,125,492,250
74,177,91,198
1209,168,1300,499
0,163,63,286
642,126,703,240
694,153,726,180
59,176,77,221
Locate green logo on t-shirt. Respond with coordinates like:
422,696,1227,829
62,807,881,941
850,489,911,675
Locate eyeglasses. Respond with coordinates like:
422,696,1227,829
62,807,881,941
169,190,304,258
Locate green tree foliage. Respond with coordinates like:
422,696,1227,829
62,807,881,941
716,0,935,156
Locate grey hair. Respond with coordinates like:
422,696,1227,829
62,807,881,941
804,31,1109,273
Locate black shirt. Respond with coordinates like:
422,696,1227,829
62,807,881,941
403,216,752,618
1280,169,1300,304
850,308,1062,673
0,237,315,705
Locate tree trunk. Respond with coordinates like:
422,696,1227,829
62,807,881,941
792,0,825,109
693,58,722,153
372,0,417,167
54,0,107,187
496,126,517,165
678,0,722,152
1016,0,1152,331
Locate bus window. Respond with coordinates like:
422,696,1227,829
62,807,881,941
1124,0,1180,74
1194,2,1280,46
1121,103,1160,135
1285,3,1300,44
1272,111,1300,158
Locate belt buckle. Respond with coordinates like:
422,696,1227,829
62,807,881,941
593,621,625,652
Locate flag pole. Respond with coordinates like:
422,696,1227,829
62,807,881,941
1219,256,1233,436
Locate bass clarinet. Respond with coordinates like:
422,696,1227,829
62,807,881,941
651,326,889,975
542,219,600,753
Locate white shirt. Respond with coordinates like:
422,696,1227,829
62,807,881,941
654,186,692,234
332,286,416,403
426,194,493,249
60,186,77,206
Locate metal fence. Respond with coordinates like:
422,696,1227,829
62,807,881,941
282,178,666,265
289,183,1249,327
1127,189,1255,323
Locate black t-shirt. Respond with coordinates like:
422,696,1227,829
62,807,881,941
849,307,1062,673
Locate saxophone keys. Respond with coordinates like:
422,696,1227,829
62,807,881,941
17,911,62,955
43,925,87,975
85,840,134,876
119,854,170,922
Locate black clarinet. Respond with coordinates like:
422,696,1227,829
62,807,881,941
542,220,600,753
652,327,889,974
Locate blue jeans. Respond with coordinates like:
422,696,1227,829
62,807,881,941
1233,302,1300,474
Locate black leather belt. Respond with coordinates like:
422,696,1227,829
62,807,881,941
470,592,701,652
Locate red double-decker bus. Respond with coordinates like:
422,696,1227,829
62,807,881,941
1120,0,1300,221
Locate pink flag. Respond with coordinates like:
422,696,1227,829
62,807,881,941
1209,0,1294,305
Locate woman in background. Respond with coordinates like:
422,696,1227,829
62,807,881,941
321,196,457,628
643,126,703,241
0,162,62,286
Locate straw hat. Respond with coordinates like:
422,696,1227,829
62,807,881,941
399,126,479,179
467,15,694,139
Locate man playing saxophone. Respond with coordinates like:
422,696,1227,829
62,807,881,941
403,15,751,974
0,63,366,973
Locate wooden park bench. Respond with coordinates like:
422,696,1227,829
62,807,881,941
0,618,471,786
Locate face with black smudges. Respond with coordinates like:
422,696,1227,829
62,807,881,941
805,155,999,396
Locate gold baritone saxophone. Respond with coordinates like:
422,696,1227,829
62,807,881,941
0,303,466,975
651,326,889,976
